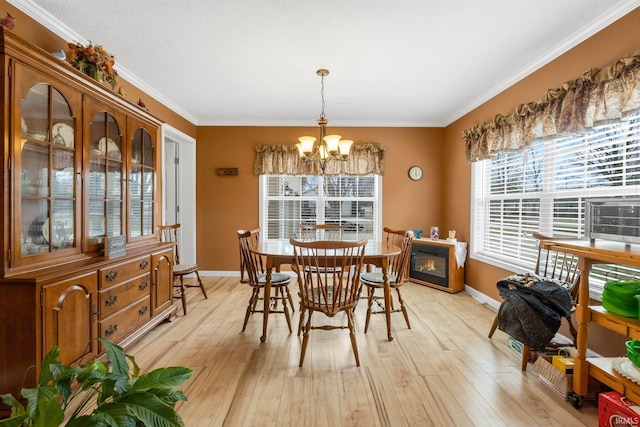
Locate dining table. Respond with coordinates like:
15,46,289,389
250,239,401,343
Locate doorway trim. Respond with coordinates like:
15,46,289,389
161,124,197,264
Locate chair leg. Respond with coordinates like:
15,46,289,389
298,306,306,336
195,271,207,299
347,309,360,367
364,286,375,333
299,311,313,367
487,312,530,371
242,288,259,332
521,345,531,371
488,315,499,338
281,288,292,333
285,285,295,313
179,276,188,315
396,288,411,329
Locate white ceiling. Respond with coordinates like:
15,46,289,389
9,0,640,127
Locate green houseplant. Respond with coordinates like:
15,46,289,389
0,338,193,427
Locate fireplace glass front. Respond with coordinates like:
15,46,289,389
410,243,449,288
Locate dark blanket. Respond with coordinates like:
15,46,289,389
497,273,573,351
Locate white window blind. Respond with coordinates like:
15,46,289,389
471,111,640,299
260,174,381,241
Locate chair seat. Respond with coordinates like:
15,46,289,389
306,285,349,306
173,263,200,275
360,272,398,286
258,272,291,286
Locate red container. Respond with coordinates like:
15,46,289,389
599,391,640,427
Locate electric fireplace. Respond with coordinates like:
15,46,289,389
409,239,465,293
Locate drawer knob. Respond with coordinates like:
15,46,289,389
139,281,149,291
105,271,118,282
139,260,149,269
105,295,118,306
104,324,118,337
139,305,148,316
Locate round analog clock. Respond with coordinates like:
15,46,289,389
408,166,423,181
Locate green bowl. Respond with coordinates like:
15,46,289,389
627,340,640,368
605,280,640,297
602,289,639,317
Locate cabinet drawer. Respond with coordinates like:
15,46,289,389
99,256,151,289
99,275,151,319
99,297,151,347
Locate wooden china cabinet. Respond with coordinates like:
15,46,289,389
0,28,176,404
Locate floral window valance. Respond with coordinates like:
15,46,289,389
463,51,640,162
254,143,386,176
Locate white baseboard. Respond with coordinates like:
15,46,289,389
200,270,240,277
465,284,501,311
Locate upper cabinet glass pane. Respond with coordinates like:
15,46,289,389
21,83,48,141
88,111,123,247
51,90,74,149
129,128,154,239
20,83,76,257
143,131,153,168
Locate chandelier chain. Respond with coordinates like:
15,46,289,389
319,73,326,120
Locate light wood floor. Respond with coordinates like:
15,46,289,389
127,276,599,426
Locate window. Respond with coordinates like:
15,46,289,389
260,174,381,241
471,111,640,298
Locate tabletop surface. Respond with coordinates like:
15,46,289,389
252,240,401,258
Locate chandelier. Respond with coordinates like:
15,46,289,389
295,69,353,173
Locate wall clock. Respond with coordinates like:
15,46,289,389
408,166,423,181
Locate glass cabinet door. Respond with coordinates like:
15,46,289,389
88,111,123,252
20,82,78,258
129,127,155,239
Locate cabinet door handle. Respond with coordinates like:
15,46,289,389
105,295,118,306
139,260,149,270
139,305,148,316
105,271,118,282
104,324,118,337
139,281,149,291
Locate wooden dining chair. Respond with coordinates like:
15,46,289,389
239,226,260,283
158,223,208,315
237,229,293,333
296,223,346,334
299,223,345,240
290,237,368,367
488,232,580,371
360,228,415,333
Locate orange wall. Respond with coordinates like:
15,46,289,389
195,126,444,271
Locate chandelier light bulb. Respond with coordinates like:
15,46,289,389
338,139,353,157
297,136,316,157
323,134,342,154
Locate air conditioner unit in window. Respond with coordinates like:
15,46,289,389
586,198,640,244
